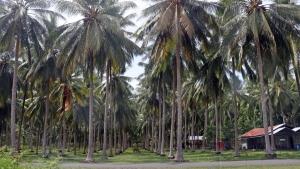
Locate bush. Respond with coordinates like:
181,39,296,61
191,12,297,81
0,147,59,169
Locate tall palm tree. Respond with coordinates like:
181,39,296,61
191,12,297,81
54,0,138,162
0,0,63,151
26,55,58,157
137,0,220,161
220,0,300,157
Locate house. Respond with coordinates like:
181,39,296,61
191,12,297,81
240,124,300,150
188,136,205,148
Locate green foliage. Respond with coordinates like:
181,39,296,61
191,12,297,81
0,147,59,169
0,147,24,169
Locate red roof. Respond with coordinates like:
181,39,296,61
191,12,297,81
241,128,265,137
240,125,280,138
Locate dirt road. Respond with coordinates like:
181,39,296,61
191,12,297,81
58,159,300,168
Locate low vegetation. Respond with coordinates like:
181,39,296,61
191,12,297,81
2,147,300,164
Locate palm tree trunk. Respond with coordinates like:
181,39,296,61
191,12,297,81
49,118,53,154
42,81,50,157
215,97,220,154
97,122,100,151
266,83,275,150
61,109,66,156
18,85,27,153
68,127,71,152
114,99,117,155
83,126,86,154
5,120,9,151
29,120,34,152
191,104,195,152
102,60,110,159
160,84,166,156
11,38,20,151
86,55,94,162
201,103,208,152
168,62,176,158
154,117,158,153
74,124,77,156
184,109,187,152
145,119,149,150
255,37,276,157
157,88,161,155
93,120,96,152
59,119,63,152
232,57,240,157
151,116,154,153
36,126,40,155
109,68,113,157
122,128,125,152
118,124,122,153
174,41,184,162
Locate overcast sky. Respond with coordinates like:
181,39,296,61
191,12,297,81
120,0,151,89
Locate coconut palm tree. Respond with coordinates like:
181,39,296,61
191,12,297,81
220,0,300,157
54,0,138,162
137,0,220,161
0,0,63,151
26,54,59,157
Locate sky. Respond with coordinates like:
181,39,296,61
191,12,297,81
120,0,152,89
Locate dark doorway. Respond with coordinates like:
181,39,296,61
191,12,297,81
289,136,294,149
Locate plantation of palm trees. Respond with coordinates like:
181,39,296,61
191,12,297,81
1,0,300,166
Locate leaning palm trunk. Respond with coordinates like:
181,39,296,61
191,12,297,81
102,60,110,159
232,57,240,157
86,55,94,162
42,81,50,157
201,103,208,152
255,37,276,157
11,38,20,151
160,84,166,156
168,61,176,158
266,82,275,150
174,41,184,162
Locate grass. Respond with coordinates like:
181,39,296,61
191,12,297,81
2,147,300,168
15,147,300,163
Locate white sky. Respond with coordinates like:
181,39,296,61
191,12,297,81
120,0,151,89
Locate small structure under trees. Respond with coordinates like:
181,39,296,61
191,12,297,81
241,124,300,150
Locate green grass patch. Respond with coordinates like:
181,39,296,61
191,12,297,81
7,147,300,164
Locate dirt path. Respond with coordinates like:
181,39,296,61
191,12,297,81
58,159,300,168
